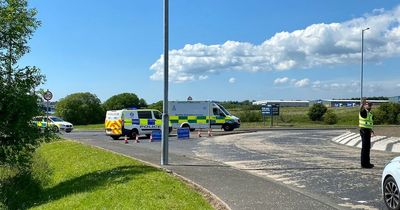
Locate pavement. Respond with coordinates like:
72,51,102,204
333,131,400,153
65,129,398,210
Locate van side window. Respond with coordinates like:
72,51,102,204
153,111,162,119
138,111,152,119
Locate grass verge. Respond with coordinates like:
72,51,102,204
74,124,104,131
0,140,213,210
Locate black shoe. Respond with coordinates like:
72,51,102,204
362,164,374,169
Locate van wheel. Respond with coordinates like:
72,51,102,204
182,124,190,130
111,136,120,140
130,130,138,139
223,124,233,131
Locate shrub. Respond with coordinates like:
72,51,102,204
103,93,147,111
308,104,327,121
55,92,104,125
376,103,400,124
323,111,338,125
237,110,262,122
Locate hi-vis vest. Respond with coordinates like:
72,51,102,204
359,111,373,129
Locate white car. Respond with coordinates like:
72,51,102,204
33,116,74,133
382,156,400,210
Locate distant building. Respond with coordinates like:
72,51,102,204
252,100,310,107
389,96,400,103
310,99,388,107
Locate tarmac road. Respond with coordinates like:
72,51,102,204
65,129,398,210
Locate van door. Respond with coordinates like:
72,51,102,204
137,110,158,133
211,107,226,129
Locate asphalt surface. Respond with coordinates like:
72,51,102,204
65,130,398,210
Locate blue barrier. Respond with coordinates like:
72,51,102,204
151,130,162,141
177,128,190,140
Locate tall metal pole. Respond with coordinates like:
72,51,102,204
161,0,169,165
360,27,369,104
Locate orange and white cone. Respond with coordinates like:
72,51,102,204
197,130,201,138
208,129,212,137
124,135,128,144
149,134,153,142
135,134,140,143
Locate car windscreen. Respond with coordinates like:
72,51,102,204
50,117,64,122
217,104,231,116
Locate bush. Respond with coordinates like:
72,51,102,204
236,110,262,122
55,92,104,125
308,104,327,121
376,103,400,124
323,111,338,125
103,93,147,111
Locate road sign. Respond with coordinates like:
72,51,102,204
261,104,280,116
43,90,53,101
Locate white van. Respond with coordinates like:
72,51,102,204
105,109,170,140
169,101,240,131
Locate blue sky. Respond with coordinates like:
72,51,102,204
20,0,400,103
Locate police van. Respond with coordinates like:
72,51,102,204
105,109,171,140
169,101,240,131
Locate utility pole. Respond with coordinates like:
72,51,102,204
161,0,169,165
360,27,369,103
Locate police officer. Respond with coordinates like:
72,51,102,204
359,100,375,168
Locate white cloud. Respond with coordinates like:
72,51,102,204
397,83,400,87
274,77,289,84
150,5,400,82
228,77,236,84
199,75,208,80
294,78,310,87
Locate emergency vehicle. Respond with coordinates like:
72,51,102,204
33,116,73,133
169,101,240,131
105,109,171,140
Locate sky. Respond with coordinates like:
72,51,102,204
20,0,400,103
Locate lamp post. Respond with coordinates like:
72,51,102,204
360,27,369,103
161,0,169,165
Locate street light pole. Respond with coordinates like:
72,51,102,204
161,0,169,165
360,27,369,104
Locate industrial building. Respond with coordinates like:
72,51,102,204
252,100,310,107
389,96,400,103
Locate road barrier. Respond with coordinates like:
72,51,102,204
150,130,162,142
177,128,190,140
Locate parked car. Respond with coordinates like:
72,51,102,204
33,116,74,133
382,156,400,210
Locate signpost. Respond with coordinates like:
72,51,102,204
43,89,53,128
261,104,280,127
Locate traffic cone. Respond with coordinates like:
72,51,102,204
124,135,128,144
197,130,201,138
208,129,212,137
135,134,140,143
149,134,153,142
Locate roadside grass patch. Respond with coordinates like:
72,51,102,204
1,140,213,210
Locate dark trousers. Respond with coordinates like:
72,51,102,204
360,128,372,166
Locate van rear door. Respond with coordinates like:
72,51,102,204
105,111,123,135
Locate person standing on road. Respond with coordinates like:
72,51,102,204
359,100,375,169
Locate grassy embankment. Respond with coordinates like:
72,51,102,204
0,140,213,210
230,107,359,128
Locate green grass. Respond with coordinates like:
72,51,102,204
74,124,104,130
1,140,213,210
231,107,359,128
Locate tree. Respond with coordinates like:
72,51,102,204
55,92,104,125
323,110,338,125
0,0,45,169
148,100,163,112
376,103,400,124
103,93,143,111
138,98,147,108
308,104,327,121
